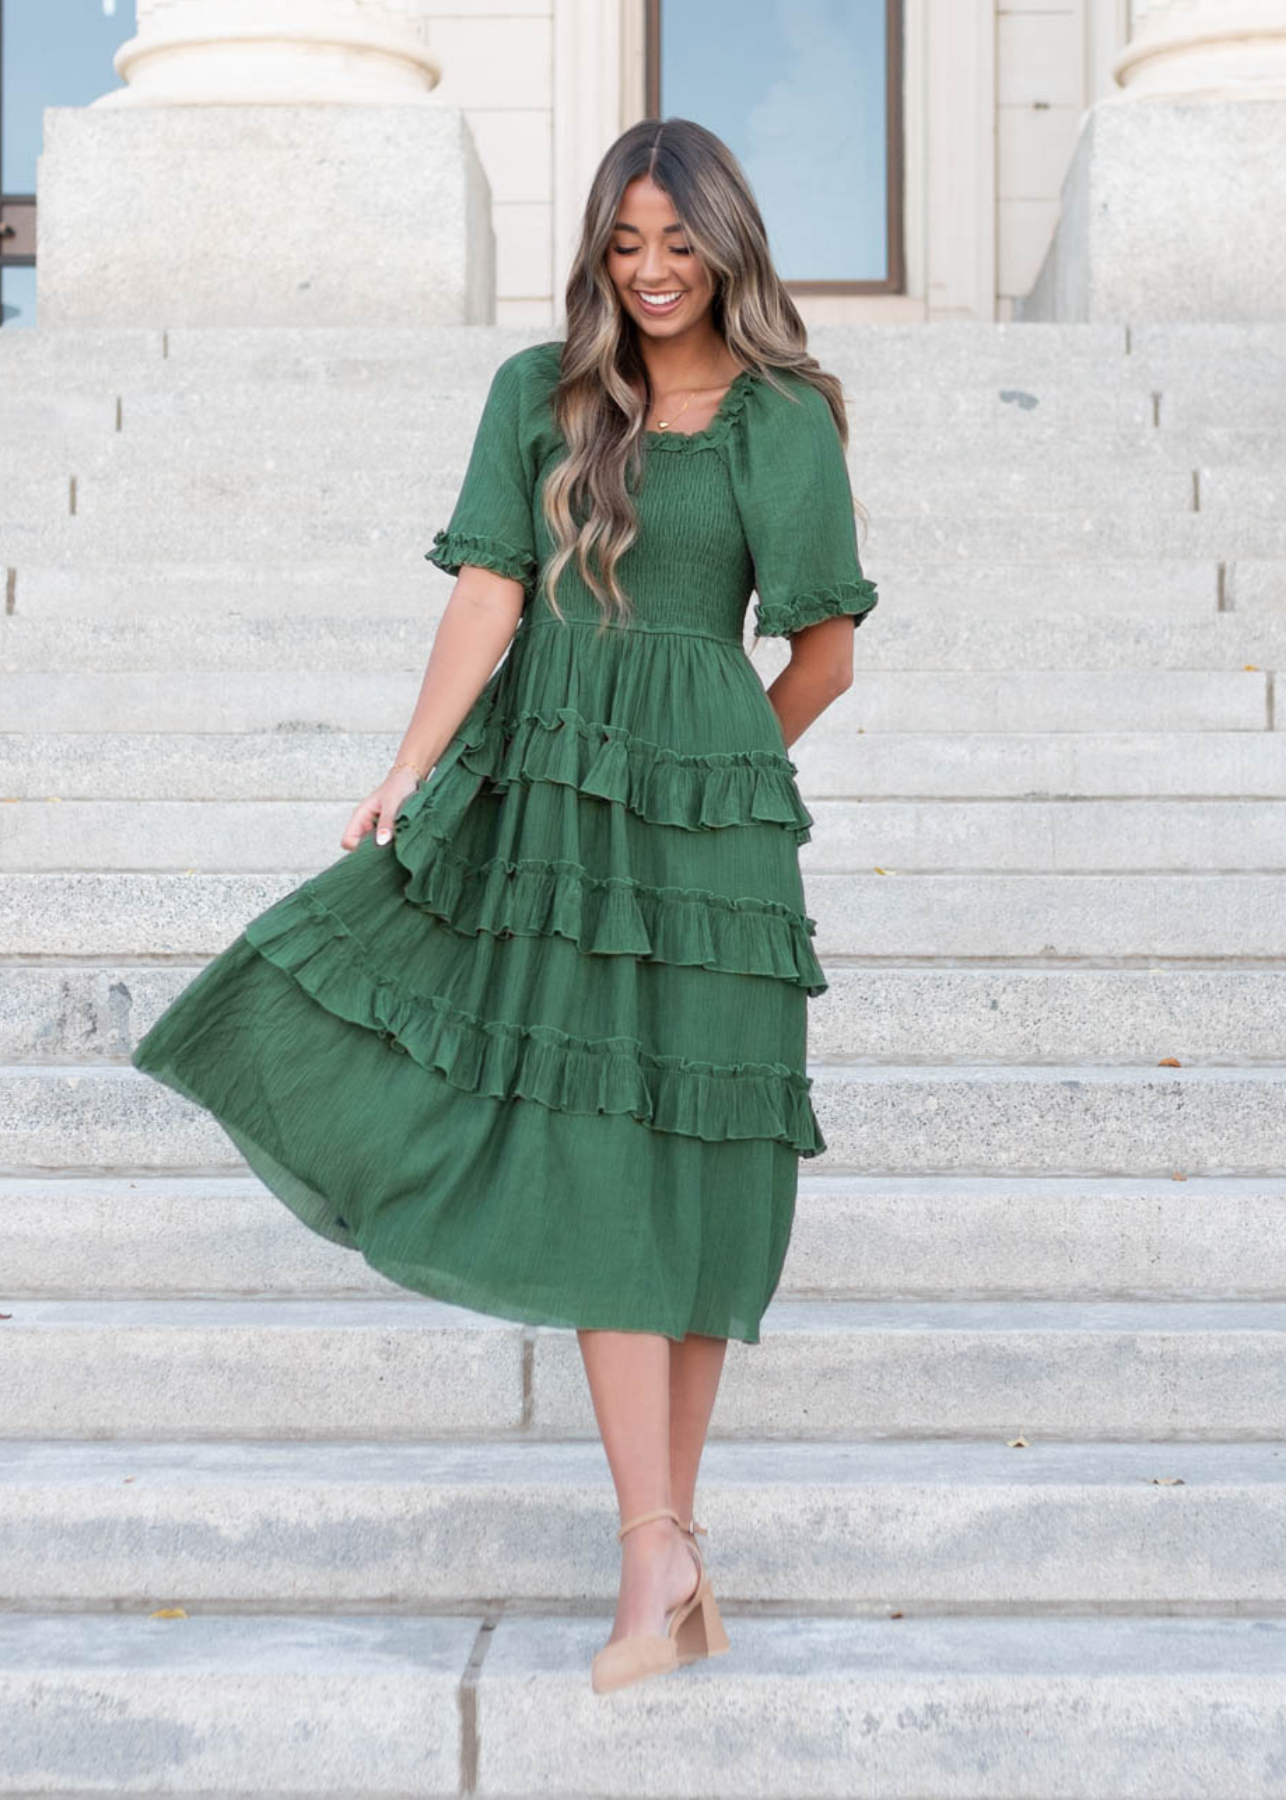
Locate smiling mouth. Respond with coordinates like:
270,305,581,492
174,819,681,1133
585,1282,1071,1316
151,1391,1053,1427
635,291,685,309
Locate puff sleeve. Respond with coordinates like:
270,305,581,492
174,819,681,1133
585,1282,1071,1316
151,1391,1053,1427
426,349,540,597
729,373,878,639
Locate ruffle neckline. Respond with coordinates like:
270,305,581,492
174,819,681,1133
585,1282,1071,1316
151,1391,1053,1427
644,367,759,454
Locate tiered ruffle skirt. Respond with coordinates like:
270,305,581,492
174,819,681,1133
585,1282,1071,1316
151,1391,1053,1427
131,612,827,1344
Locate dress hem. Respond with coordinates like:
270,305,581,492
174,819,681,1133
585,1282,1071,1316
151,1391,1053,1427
130,1040,763,1346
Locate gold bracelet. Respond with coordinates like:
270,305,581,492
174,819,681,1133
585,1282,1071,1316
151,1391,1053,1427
391,756,427,781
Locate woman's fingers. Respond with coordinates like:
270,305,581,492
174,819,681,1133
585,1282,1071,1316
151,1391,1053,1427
339,792,380,851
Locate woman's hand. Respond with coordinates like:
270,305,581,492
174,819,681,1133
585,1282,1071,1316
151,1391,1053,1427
339,764,424,852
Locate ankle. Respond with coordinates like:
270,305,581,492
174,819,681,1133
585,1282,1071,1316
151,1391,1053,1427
619,1515,680,1552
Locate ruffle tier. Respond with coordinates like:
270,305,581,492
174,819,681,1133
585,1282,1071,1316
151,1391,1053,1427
244,883,826,1157
392,828,827,994
424,700,815,846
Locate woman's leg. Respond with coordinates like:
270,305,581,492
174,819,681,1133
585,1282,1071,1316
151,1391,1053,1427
577,1327,710,1643
668,1330,728,1527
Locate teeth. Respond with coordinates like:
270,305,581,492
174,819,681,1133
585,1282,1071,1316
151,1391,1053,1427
638,292,682,305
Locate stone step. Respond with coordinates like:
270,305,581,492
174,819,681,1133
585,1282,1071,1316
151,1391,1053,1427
1129,321,1286,361
4,1173,1284,1302
58,459,1203,521
159,318,1133,374
0,393,116,456
108,380,1165,439
8,467,1207,554
797,728,1286,795
2,1437,1283,1608
0,316,1273,369
22,371,1223,437
3,1610,1283,1799
8,508,1286,563
6,796,1284,874
2,1297,1283,1439
1234,561,1286,611
0,325,164,379
1200,466,1286,519
50,434,1201,510
6,870,1285,959
3,1062,1282,1178
8,963,1284,1068
0,667,1263,732
35,397,1184,453
1162,389,1286,431
7,729,1286,800
801,799,1285,873
0,1611,469,1798
0,556,1232,619
9,608,1286,673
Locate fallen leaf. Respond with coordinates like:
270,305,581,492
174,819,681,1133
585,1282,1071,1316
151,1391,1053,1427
874,866,898,875
1158,1057,1181,1067
123,1476,136,1484
1245,664,1260,671
888,1610,904,1619
1148,1476,1185,1486
1171,1171,1188,1181
0,1313,11,1320
1007,1436,1028,1449
149,1607,188,1619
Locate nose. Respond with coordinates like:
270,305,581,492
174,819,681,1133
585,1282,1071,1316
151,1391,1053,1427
637,243,673,284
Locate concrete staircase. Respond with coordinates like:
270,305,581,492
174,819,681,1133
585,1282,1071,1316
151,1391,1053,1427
2,321,1285,1796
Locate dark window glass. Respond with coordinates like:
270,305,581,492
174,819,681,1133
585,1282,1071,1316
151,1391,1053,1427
656,0,894,285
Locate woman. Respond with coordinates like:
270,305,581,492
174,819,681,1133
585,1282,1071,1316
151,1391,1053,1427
131,116,877,1696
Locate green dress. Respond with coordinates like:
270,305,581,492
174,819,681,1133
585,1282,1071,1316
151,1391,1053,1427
131,341,878,1345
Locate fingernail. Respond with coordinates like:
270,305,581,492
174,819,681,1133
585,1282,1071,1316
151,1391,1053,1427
376,829,391,845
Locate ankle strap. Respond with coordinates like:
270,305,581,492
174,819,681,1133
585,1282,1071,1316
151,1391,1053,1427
616,1506,683,1542
686,1517,708,1537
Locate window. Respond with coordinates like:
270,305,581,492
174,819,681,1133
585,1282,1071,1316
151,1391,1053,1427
645,0,903,294
0,0,135,326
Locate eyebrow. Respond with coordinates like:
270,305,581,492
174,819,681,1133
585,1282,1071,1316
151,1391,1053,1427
611,221,686,234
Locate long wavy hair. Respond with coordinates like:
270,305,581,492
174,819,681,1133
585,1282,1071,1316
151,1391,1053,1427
540,116,866,627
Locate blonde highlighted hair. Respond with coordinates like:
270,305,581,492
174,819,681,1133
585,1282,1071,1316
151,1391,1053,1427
540,115,866,626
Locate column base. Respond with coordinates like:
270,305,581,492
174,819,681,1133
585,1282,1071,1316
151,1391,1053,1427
1017,96,1286,322
36,104,495,326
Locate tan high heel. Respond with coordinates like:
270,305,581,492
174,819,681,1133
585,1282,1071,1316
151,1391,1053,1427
590,1505,731,1695
675,1515,731,1667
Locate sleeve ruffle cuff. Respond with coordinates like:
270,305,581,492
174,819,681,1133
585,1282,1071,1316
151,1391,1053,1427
753,576,879,639
426,528,538,591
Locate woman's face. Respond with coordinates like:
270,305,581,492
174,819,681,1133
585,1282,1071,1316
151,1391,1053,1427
606,174,717,342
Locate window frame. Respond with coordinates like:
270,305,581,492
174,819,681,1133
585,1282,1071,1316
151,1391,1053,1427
643,0,905,296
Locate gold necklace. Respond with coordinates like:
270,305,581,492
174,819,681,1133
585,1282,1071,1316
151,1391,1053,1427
654,388,696,432
650,360,726,432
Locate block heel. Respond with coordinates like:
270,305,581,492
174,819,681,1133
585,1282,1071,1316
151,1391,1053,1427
674,1574,731,1664
590,1505,730,1695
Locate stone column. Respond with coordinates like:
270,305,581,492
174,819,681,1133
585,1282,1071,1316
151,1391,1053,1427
1114,0,1286,99
1018,0,1286,318
37,0,496,326
96,0,441,107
